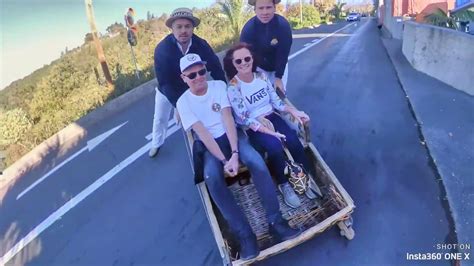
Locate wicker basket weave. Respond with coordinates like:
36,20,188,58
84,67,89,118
227,180,347,250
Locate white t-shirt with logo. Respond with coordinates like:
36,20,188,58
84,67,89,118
177,80,230,138
236,74,274,119
227,72,285,131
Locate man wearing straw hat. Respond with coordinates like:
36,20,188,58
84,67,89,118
149,7,226,157
241,0,292,94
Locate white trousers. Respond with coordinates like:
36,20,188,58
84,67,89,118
151,87,173,148
257,63,289,90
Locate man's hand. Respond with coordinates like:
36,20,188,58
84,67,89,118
274,78,285,94
291,109,310,125
286,106,310,125
224,154,239,177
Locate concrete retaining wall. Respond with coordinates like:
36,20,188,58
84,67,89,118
385,16,405,39
402,21,474,95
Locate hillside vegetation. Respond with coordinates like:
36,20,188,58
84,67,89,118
0,2,325,167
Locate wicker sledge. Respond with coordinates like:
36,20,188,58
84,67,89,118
181,98,355,265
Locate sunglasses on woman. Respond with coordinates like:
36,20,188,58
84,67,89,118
234,56,252,65
184,68,207,79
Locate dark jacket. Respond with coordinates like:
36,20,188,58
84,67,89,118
154,34,226,106
240,14,292,79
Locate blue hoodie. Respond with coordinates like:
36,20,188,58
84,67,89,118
154,34,226,106
240,14,292,79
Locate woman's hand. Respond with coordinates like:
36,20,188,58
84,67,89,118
258,116,275,131
272,131,287,142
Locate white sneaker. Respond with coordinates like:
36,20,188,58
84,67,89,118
149,147,160,158
278,183,301,208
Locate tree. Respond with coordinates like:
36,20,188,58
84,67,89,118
218,0,248,41
424,8,457,29
332,2,346,20
106,22,125,35
84,33,94,43
286,4,321,29
314,0,336,18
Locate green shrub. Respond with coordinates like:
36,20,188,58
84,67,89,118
286,4,321,29
0,108,32,146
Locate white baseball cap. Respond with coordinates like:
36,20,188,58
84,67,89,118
180,53,207,72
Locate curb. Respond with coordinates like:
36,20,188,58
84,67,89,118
0,79,157,194
379,35,460,253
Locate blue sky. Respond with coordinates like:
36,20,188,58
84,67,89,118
0,0,360,89
1,0,218,89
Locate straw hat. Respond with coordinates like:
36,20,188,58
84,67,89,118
248,0,281,6
166,7,200,28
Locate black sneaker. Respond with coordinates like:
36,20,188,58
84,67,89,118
269,219,302,242
238,234,259,261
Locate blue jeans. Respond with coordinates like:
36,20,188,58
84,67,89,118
203,129,280,237
246,113,314,184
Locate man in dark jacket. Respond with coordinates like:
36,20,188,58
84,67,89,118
149,7,226,157
241,0,292,94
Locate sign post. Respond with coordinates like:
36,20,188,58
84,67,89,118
125,8,140,80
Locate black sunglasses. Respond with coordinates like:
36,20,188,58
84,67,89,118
234,56,252,65
184,68,207,79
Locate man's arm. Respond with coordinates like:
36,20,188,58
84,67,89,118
154,45,179,106
274,17,292,79
191,122,227,163
221,107,239,175
177,96,227,163
240,19,253,44
221,107,238,153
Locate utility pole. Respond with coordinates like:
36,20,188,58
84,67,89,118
85,0,113,87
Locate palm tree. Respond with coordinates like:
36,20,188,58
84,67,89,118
332,2,346,20
218,0,247,41
424,8,458,30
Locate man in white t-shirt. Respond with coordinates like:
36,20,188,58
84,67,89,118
176,54,300,261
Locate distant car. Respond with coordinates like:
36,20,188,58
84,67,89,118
346,13,361,22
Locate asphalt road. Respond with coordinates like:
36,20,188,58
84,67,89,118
0,18,456,266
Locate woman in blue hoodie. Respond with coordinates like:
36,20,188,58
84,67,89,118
241,0,292,94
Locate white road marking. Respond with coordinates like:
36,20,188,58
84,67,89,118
145,119,177,141
16,122,128,200
289,22,355,60
0,124,181,265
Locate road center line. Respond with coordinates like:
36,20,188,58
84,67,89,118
145,119,177,141
289,22,355,60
